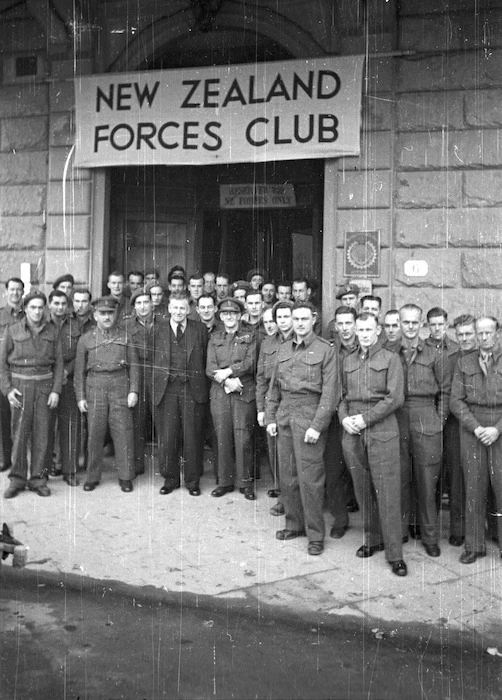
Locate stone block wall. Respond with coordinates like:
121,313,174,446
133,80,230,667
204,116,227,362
336,1,502,320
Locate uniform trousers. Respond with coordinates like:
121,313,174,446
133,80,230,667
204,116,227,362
324,415,350,530
85,372,135,483
210,385,255,488
460,406,502,553
155,378,204,490
9,376,53,488
442,414,465,539
266,432,280,493
45,379,79,477
342,414,403,562
276,400,327,543
132,368,153,475
0,392,12,470
397,399,442,545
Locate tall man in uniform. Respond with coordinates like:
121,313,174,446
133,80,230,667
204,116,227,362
127,288,161,475
339,312,407,576
74,296,139,493
1,291,63,498
152,293,209,496
45,290,81,486
256,300,294,516
266,301,337,556
450,316,502,563
324,305,359,537
106,271,131,322
397,303,451,556
0,277,25,473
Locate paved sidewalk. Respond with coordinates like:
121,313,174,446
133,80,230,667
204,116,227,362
1,450,501,648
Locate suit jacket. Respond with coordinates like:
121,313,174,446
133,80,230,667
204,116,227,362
152,318,209,406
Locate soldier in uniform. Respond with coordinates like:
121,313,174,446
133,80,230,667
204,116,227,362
450,316,502,563
324,305,359,538
256,301,294,516
45,290,81,486
266,301,337,556
206,297,257,500
382,309,402,352
106,271,131,323
0,277,25,473
397,304,451,556
126,288,161,476
1,290,63,498
339,312,407,576
74,296,139,493
335,283,360,309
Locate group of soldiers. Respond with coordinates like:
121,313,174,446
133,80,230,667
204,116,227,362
0,269,500,578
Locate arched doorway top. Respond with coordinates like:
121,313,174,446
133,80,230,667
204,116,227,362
109,4,328,73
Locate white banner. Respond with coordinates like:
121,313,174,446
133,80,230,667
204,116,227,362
74,56,364,168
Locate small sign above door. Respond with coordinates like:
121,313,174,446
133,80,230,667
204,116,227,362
220,183,296,209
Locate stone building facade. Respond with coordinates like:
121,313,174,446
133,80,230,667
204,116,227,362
0,0,501,324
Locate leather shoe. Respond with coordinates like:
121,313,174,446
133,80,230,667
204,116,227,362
239,486,256,501
119,480,133,493
276,529,306,541
270,502,285,516
460,549,486,564
330,525,348,539
49,465,62,477
390,560,408,577
4,483,23,499
423,543,441,557
159,483,179,495
211,485,234,497
356,543,385,558
449,535,464,547
83,481,99,491
308,541,324,556
64,475,80,487
188,487,201,496
29,484,51,497
267,489,280,498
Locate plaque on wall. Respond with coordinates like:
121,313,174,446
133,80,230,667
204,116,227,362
344,230,380,278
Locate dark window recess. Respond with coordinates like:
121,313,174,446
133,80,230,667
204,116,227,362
16,56,38,77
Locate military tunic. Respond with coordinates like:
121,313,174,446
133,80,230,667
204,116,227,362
206,327,256,488
0,318,63,487
74,325,139,483
266,332,337,543
450,344,502,553
339,341,405,561
0,304,24,471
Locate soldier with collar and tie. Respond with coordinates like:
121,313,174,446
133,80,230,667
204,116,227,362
397,303,452,556
450,316,502,564
339,312,407,576
324,305,359,538
256,301,294,516
74,296,139,493
45,289,81,486
1,290,63,498
266,301,337,556
0,277,25,474
127,288,164,476
206,297,257,501
152,292,209,496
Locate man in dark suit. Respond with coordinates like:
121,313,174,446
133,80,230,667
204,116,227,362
152,292,209,496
